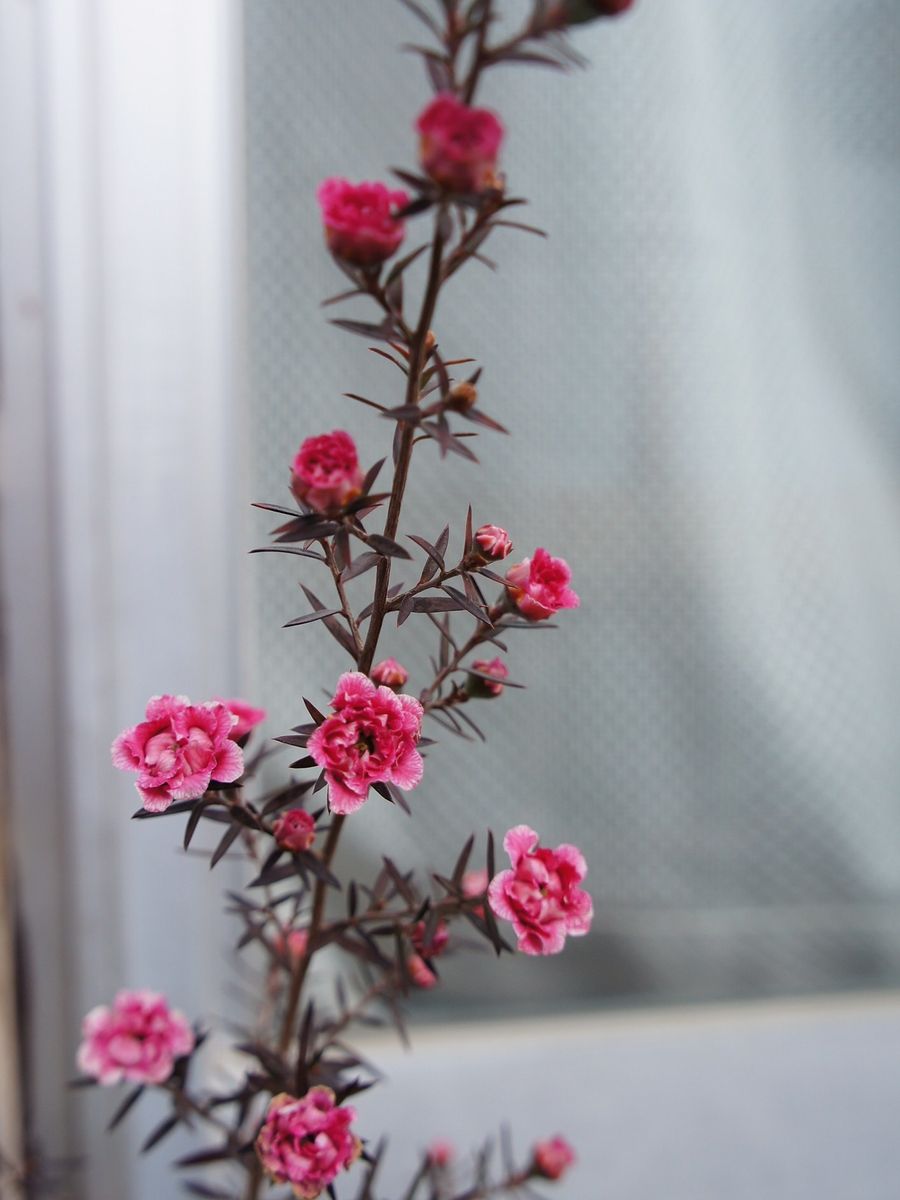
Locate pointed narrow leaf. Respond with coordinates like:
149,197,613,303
330,318,396,341
361,457,386,495
442,585,492,625
183,803,207,851
384,241,429,284
251,501,302,517
411,595,464,614
343,392,387,413
251,546,325,561
407,533,445,571
367,534,412,559
141,1114,180,1153
397,591,416,626
107,1085,144,1131
210,822,242,869
284,608,343,628
452,834,476,887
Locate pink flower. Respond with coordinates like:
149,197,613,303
407,920,448,990
505,548,580,621
407,953,438,989
256,1088,362,1198
316,178,408,267
216,697,267,740
416,93,504,193
111,695,244,813
273,808,316,853
308,672,424,815
474,524,512,560
427,1140,454,1168
291,430,364,515
467,657,509,698
371,658,409,689
488,826,593,956
76,990,194,1086
274,928,309,963
462,868,489,919
532,1136,576,1180
410,919,449,959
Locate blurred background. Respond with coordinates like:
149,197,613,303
3,1,900,1196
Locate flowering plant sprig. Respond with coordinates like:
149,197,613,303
73,2,637,1196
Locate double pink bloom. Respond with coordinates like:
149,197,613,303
316,178,408,267
506,548,580,621
488,826,593,955
416,93,504,193
256,1087,361,1198
308,672,424,814
111,695,244,812
291,430,364,515
77,989,194,1086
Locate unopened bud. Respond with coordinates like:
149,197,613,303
273,808,316,853
474,524,512,561
371,658,409,690
462,868,488,918
447,381,478,412
410,919,449,959
407,953,438,989
423,330,437,355
466,657,509,699
532,1138,576,1181
273,928,309,963
427,1140,454,1168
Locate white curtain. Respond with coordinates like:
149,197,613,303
245,0,900,1005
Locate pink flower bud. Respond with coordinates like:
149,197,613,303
416,93,504,194
462,868,488,919
256,1088,361,1195
410,919,449,959
371,658,409,689
215,697,266,740
316,178,408,267
427,1140,454,1168
76,990,195,1086
111,696,244,813
273,928,308,962
474,524,512,560
466,657,509,699
407,953,438,989
273,808,316,853
532,1136,576,1180
446,381,478,411
506,548,580,621
291,430,364,515
488,826,593,956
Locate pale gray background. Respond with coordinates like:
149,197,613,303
4,1,900,1196
244,0,900,1012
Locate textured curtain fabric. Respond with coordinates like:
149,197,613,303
244,0,900,1008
